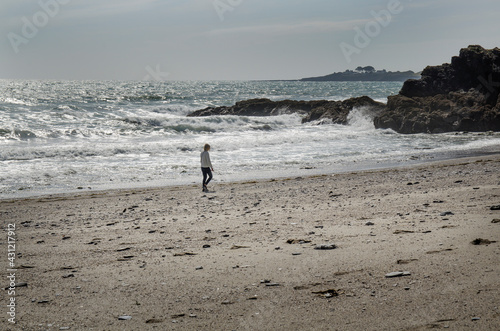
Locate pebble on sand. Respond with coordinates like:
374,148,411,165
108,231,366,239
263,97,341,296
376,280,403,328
231,245,250,249
118,315,132,320
385,271,411,278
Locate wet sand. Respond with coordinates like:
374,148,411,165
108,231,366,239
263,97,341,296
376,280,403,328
2,155,500,330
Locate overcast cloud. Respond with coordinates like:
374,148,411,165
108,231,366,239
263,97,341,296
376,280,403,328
1,0,499,80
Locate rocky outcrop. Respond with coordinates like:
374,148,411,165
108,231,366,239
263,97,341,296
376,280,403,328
188,98,309,117
374,45,500,133
188,96,386,124
189,46,499,133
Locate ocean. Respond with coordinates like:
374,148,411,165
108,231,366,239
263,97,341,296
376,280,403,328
1,79,499,198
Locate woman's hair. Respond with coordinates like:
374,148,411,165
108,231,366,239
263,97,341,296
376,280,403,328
204,144,211,151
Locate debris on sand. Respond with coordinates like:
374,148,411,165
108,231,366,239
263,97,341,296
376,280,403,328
471,238,496,245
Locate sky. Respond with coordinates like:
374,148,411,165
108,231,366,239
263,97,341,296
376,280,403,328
1,0,499,81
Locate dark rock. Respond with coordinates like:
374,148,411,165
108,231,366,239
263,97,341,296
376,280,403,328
401,46,499,100
302,96,385,124
312,289,339,298
171,313,185,318
393,230,415,234
287,239,311,244
230,245,250,249
314,243,337,250
60,266,76,270
173,252,197,256
188,96,386,125
471,238,496,245
397,259,418,264
375,45,500,133
117,255,135,261
490,205,500,210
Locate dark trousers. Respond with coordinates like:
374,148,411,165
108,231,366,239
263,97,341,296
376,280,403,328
201,167,212,187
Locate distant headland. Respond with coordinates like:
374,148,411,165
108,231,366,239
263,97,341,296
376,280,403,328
300,66,420,82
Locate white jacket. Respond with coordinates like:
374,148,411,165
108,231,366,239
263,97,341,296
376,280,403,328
200,151,213,168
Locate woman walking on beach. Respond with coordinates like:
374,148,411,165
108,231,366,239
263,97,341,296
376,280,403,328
201,144,214,192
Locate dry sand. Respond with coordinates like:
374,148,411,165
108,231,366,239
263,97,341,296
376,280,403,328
2,155,500,330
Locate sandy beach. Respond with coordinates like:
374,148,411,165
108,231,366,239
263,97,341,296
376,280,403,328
2,155,500,330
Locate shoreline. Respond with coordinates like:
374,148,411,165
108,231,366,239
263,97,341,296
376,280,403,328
3,145,500,202
1,152,499,330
